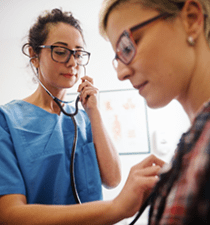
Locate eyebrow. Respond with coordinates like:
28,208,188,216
53,41,84,49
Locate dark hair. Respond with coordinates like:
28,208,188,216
22,8,85,57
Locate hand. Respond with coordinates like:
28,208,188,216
77,76,99,113
112,155,165,219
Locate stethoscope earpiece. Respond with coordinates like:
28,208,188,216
30,56,38,60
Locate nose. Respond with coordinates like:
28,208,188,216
116,60,132,81
66,53,77,67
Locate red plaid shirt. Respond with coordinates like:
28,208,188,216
149,100,210,224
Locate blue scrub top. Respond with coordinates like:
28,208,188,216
0,100,102,204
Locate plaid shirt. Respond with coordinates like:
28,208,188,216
149,100,210,225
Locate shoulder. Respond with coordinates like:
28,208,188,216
179,100,210,156
0,100,33,116
175,100,210,190
0,100,21,111
178,102,210,172
182,101,210,223
193,100,210,130
190,100,210,154
0,100,22,128
0,100,55,131
0,100,37,122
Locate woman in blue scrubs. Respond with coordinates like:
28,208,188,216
0,8,164,225
0,6,121,219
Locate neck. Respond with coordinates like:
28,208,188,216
24,84,67,115
178,40,210,124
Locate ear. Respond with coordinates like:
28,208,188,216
181,0,205,41
29,46,39,68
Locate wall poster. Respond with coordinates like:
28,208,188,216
99,89,150,155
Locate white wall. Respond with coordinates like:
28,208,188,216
0,1,190,224
0,0,132,105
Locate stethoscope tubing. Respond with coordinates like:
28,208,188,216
129,192,154,225
68,113,81,204
53,95,80,117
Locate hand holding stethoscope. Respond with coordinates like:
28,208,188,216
77,75,99,115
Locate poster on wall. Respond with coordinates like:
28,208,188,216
99,89,150,155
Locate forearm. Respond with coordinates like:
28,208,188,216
1,155,165,225
3,200,121,225
88,108,121,188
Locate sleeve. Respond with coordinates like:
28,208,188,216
0,111,26,196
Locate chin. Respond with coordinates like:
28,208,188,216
66,81,78,88
145,97,173,109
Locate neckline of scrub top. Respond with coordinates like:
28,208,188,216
19,99,69,117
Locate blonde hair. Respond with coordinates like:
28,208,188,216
98,0,210,46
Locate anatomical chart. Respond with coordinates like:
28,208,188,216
99,89,150,154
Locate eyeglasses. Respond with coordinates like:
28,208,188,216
39,45,91,66
112,12,172,70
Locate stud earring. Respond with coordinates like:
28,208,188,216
187,36,195,46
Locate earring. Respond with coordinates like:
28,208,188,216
187,36,195,46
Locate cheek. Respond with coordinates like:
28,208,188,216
133,43,179,107
136,29,190,83
133,42,163,77
39,54,56,74
78,66,86,77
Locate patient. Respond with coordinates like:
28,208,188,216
98,0,210,224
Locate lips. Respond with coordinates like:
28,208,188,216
133,81,148,94
134,81,148,90
62,73,75,78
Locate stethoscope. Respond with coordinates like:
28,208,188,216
30,57,82,204
129,193,155,225
29,57,153,224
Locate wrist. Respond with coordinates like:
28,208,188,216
86,107,100,119
107,199,125,224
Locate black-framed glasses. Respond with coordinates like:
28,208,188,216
39,45,91,66
112,12,172,70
